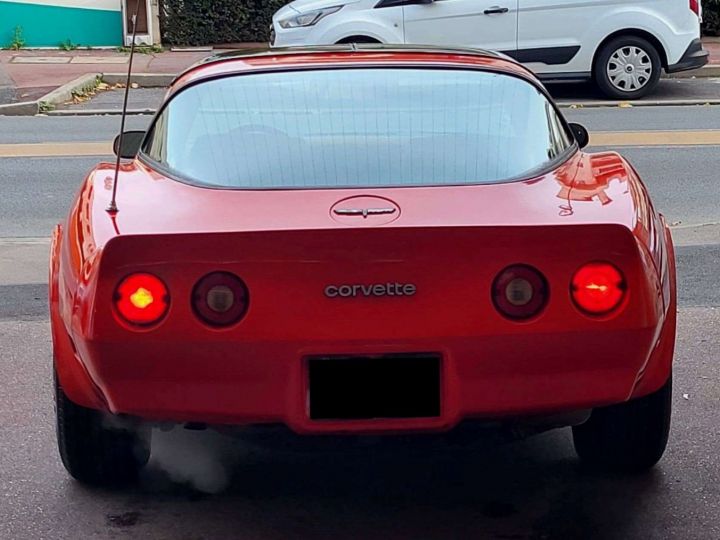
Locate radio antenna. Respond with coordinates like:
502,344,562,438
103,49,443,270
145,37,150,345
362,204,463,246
107,0,142,213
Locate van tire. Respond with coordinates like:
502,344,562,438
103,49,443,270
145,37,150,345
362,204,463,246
336,36,382,44
594,36,662,100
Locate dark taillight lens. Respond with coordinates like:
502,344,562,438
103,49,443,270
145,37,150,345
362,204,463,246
193,272,249,327
114,273,170,326
571,262,626,316
492,265,549,320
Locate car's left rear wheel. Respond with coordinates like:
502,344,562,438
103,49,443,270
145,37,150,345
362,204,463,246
55,370,151,486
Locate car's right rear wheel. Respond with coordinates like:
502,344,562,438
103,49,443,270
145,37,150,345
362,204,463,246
55,370,150,485
594,36,662,100
572,375,672,472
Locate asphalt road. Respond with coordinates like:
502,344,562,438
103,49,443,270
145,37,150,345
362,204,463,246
0,107,719,539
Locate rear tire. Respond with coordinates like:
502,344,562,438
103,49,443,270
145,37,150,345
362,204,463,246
572,375,672,472
594,36,662,100
55,370,150,485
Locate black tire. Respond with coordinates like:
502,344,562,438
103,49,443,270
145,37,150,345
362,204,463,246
55,370,150,485
594,36,662,100
572,375,672,472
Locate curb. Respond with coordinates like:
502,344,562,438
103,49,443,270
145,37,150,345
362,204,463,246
0,72,170,116
0,73,99,116
559,98,720,108
41,73,100,108
46,108,156,117
2,64,719,116
49,97,720,115
101,73,175,87
667,64,720,78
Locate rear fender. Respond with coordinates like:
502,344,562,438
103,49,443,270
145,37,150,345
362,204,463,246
50,224,107,411
631,220,676,398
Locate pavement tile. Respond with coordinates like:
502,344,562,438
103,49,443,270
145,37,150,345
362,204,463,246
10,57,71,64
0,61,15,105
69,56,129,65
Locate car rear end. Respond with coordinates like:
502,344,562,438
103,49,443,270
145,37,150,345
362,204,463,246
67,54,673,435
81,216,663,435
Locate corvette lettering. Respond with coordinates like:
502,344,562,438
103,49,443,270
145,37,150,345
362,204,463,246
325,283,417,298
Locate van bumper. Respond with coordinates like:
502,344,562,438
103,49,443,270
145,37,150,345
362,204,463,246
667,38,709,73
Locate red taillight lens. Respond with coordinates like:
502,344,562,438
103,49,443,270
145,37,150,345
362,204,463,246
571,262,626,316
492,265,549,320
690,0,700,16
114,273,169,326
192,272,249,327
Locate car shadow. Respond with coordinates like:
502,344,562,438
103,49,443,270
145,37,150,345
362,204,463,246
546,78,713,103
546,81,604,101
79,426,667,539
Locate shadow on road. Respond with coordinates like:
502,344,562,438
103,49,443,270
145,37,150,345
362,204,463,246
547,77,720,103
78,427,665,539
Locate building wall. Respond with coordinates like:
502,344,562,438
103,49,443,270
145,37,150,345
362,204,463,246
0,0,123,48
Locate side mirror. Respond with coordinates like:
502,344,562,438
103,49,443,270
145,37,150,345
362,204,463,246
113,131,145,159
568,123,589,149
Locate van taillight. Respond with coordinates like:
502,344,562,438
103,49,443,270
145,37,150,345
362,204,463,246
690,0,700,16
492,265,549,321
192,272,249,327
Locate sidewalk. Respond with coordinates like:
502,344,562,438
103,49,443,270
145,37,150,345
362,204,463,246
0,48,215,104
703,37,720,66
1,39,719,108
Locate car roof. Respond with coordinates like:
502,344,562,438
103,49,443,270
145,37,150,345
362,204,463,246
169,44,539,96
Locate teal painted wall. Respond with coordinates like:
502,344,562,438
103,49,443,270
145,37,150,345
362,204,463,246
0,1,122,47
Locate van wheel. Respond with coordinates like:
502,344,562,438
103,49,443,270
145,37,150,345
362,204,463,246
572,375,672,472
336,36,381,44
55,370,151,485
594,36,662,100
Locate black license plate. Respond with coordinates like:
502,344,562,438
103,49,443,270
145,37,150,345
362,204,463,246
308,354,441,420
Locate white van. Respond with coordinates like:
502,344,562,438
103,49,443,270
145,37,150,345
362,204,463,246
271,0,708,99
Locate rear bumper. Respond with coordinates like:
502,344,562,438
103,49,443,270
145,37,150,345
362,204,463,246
666,38,709,73
65,324,672,435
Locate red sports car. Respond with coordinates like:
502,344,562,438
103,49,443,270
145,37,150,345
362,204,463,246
50,46,676,485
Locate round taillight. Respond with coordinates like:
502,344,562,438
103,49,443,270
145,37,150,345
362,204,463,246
492,265,548,320
571,262,626,316
114,273,169,326
192,272,249,327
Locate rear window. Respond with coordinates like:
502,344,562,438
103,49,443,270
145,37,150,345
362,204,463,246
143,68,573,189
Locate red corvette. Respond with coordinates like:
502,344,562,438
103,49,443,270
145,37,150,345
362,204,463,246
50,46,676,485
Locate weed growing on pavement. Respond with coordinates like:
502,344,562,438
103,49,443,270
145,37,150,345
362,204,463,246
116,44,164,55
68,77,103,105
59,39,79,51
7,26,25,50
38,101,55,113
